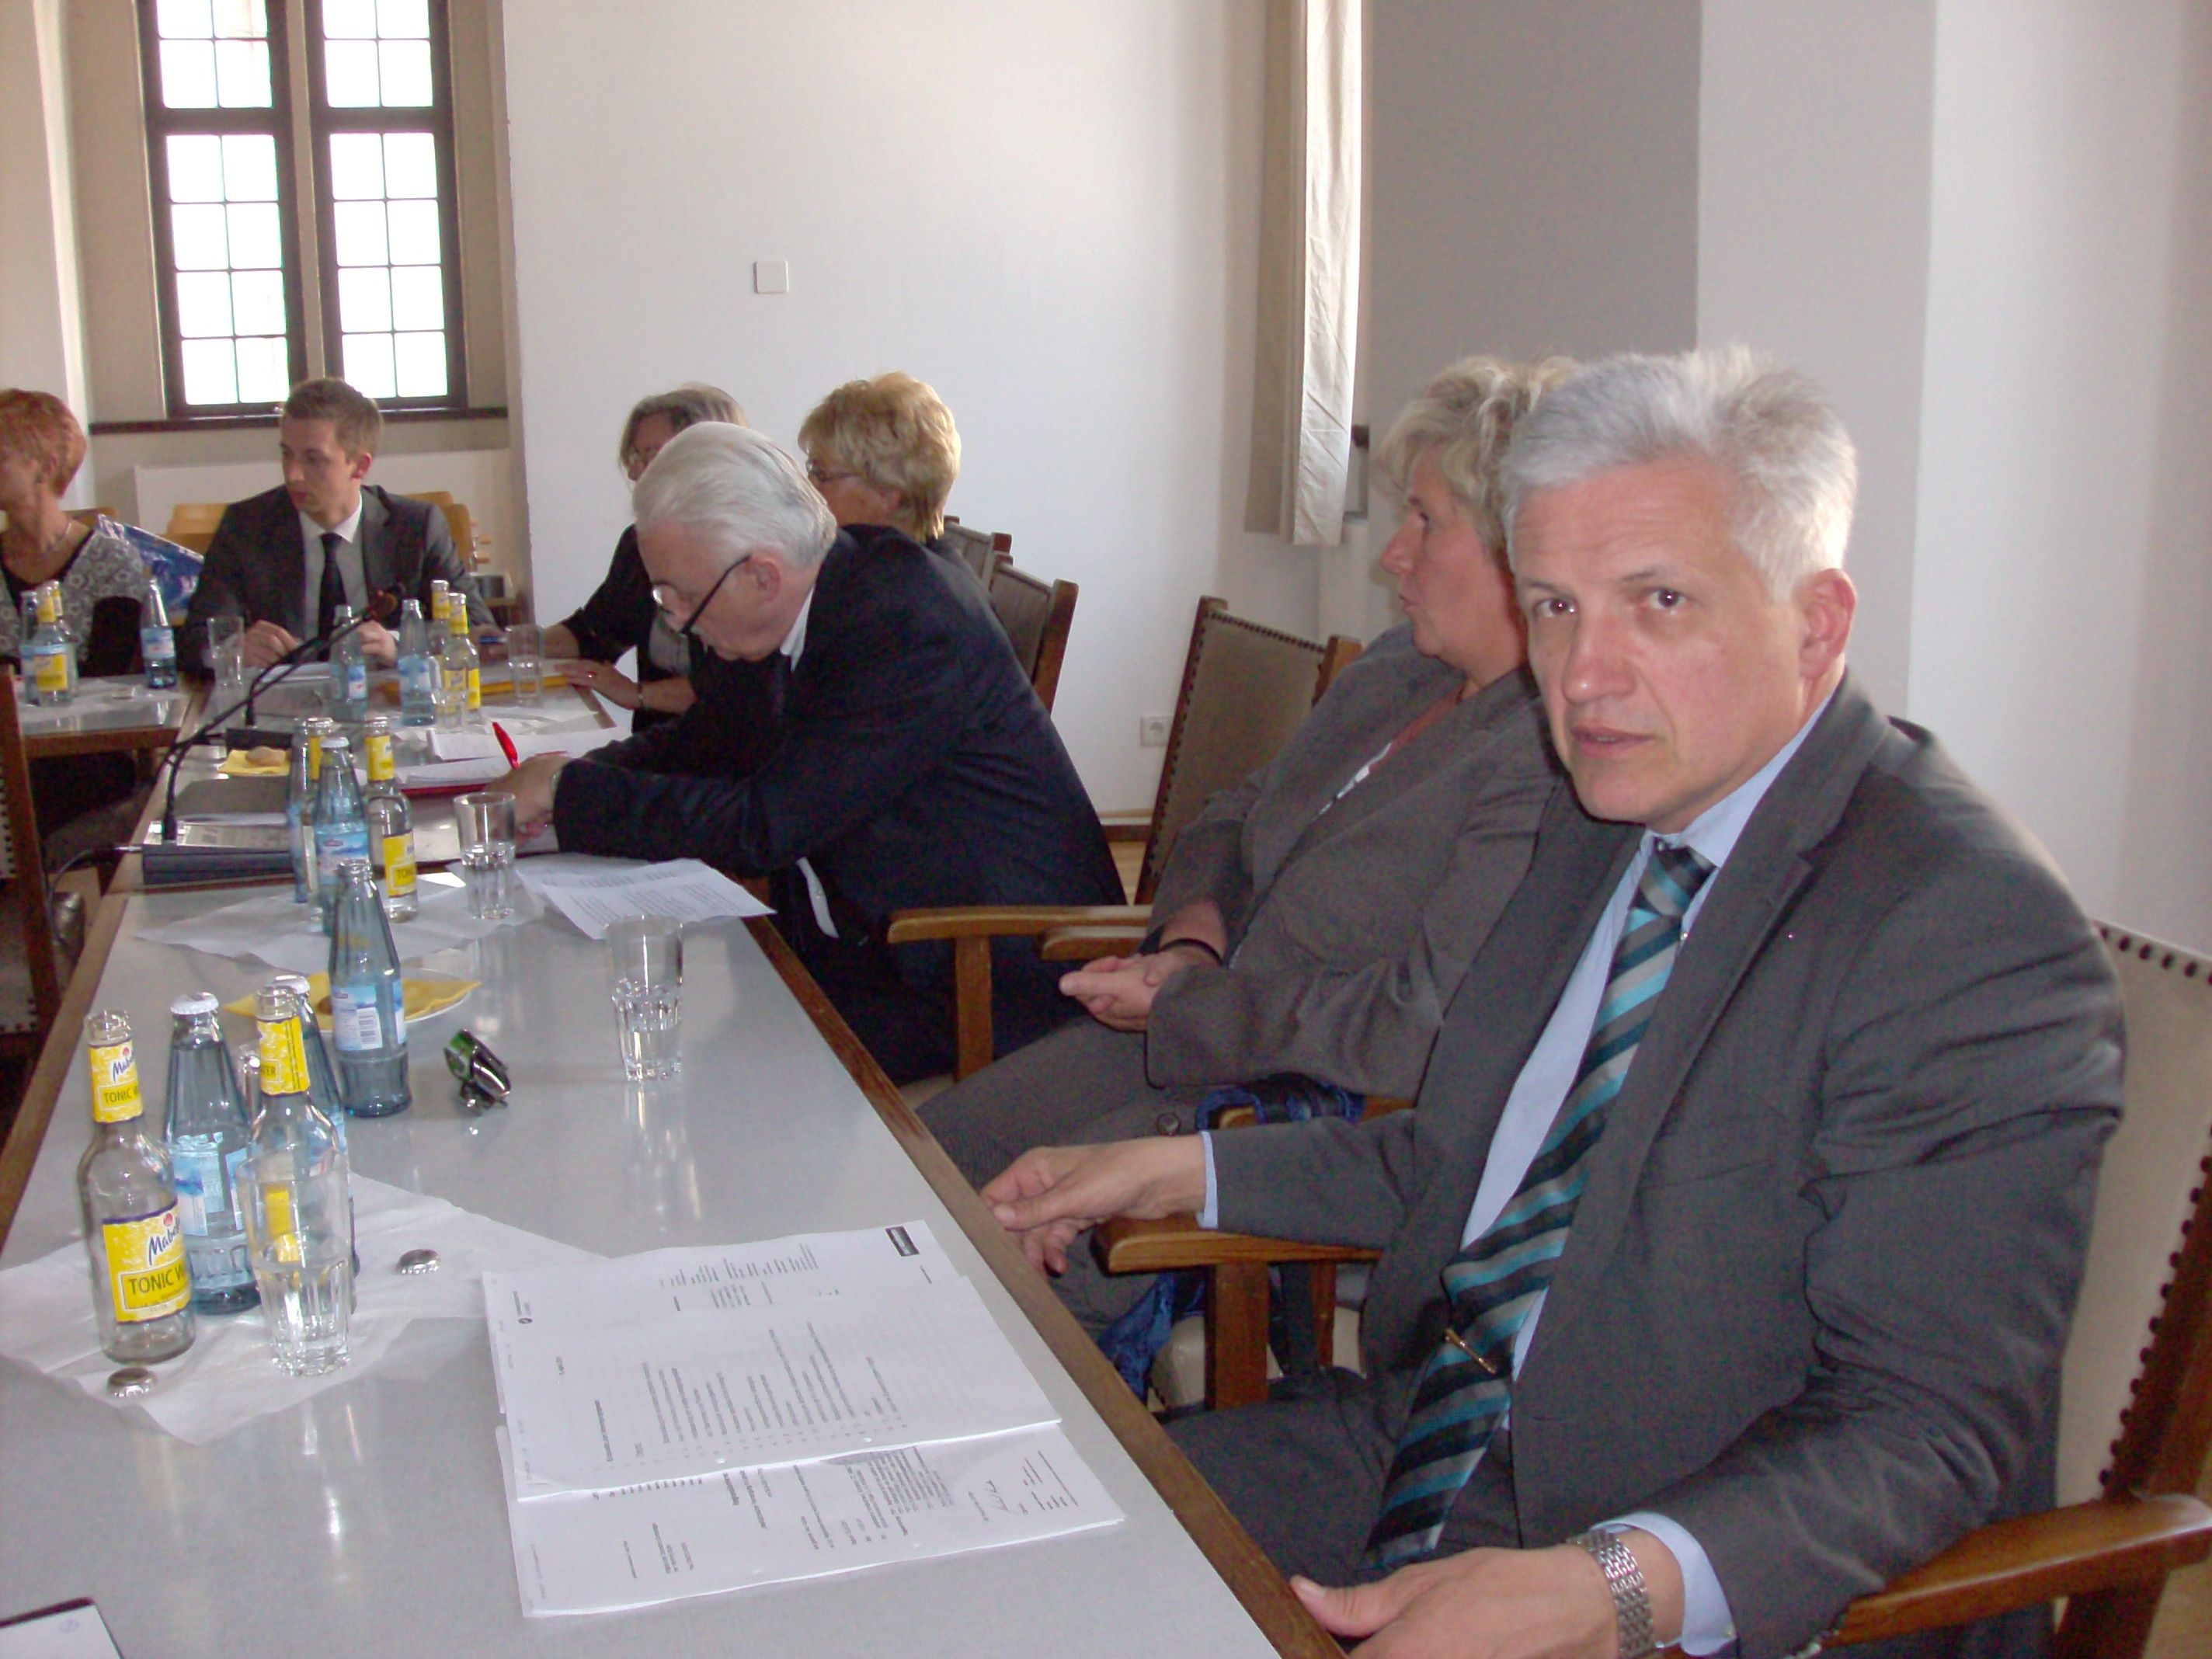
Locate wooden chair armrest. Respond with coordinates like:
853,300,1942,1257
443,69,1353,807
1040,921,1152,962
1097,811,1153,842
1096,1214,1382,1275
885,904,1153,944
1830,1492,2212,1645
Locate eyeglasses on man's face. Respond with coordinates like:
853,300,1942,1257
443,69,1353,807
652,555,751,635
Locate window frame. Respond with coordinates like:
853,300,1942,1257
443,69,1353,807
134,0,469,420
303,0,470,410
135,0,311,418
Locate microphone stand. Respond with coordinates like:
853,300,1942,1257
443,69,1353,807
156,595,399,844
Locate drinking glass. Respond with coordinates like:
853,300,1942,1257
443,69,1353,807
207,614,247,704
506,624,544,706
454,791,516,920
605,915,683,1080
432,676,470,731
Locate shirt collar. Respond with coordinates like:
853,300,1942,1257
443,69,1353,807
1649,683,1840,872
777,585,816,667
301,499,365,548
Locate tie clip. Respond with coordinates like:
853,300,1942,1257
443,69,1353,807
1444,1327,1502,1376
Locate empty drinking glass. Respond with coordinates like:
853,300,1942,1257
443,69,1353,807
506,624,544,706
207,614,247,704
605,915,682,1080
432,674,470,731
454,791,516,921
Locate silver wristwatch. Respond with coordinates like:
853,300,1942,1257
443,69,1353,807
1570,1529,1658,1658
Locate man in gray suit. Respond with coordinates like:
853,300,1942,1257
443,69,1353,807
180,377,487,673
986,349,2122,1657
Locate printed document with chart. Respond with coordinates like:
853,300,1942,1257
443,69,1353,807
481,1222,1122,1616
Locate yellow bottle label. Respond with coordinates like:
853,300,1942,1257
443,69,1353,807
36,585,61,624
105,1208,190,1321
430,587,449,624
382,832,416,895
32,648,69,693
88,1039,143,1123
464,668,482,709
306,732,324,781
259,1181,303,1263
365,730,395,781
258,1017,311,1097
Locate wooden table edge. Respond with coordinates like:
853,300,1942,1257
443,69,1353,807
741,916,1339,1659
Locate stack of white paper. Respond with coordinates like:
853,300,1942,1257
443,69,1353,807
480,1223,1122,1616
513,855,770,938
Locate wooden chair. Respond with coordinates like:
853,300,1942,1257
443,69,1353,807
162,501,231,555
940,517,1012,585
886,596,1362,1080
1102,922,2212,1653
0,674,64,1065
406,491,477,565
986,561,1078,711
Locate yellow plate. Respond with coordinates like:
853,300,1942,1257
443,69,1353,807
217,748,290,777
223,974,479,1028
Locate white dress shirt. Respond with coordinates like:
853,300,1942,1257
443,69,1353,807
297,499,367,630
1201,690,1836,1654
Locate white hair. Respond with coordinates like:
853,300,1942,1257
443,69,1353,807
1500,346,1858,597
631,423,837,569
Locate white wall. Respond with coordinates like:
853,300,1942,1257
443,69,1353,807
0,0,89,436
1911,0,2212,949
501,0,1309,809
1696,0,1937,713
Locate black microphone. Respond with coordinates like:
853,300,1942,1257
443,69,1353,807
158,590,403,843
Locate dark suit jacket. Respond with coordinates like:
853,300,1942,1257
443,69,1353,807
553,526,1123,1080
1213,676,2124,1656
181,482,487,670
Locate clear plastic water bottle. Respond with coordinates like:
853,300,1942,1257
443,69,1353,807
328,602,369,722
140,579,179,690
162,992,259,1313
23,583,75,706
243,985,353,1376
361,717,418,921
267,973,360,1276
311,732,370,934
75,1011,195,1363
287,716,336,905
395,598,436,726
328,857,412,1118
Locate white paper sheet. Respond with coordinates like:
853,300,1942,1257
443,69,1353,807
425,725,600,763
135,879,541,972
500,1424,1122,1616
482,1223,955,1341
513,855,769,938
496,1278,1059,1497
0,1177,599,1445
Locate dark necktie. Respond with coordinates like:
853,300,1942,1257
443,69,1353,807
316,530,346,639
1362,842,1716,1569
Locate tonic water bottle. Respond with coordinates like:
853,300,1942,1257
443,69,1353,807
288,716,337,904
163,992,258,1313
140,579,179,690
361,716,417,920
443,597,480,717
267,973,359,1278
243,985,353,1376
328,857,411,1117
23,583,75,706
311,732,370,934
76,1011,195,1363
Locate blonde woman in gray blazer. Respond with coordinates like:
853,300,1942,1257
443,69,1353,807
923,355,1572,1334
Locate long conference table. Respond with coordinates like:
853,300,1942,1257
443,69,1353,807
0,683,1336,1656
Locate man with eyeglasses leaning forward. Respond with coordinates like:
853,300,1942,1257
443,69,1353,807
498,422,1122,1083
984,350,2123,1658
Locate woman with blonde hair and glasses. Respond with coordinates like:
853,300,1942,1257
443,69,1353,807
550,383,744,731
797,372,986,592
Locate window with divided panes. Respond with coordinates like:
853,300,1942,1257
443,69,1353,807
137,0,465,416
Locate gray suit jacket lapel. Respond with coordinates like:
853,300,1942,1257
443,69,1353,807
358,487,395,597
1530,677,1895,1341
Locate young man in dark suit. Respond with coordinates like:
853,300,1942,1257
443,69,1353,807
985,350,2123,1658
498,421,1123,1084
180,376,488,673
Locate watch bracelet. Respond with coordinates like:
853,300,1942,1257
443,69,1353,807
1570,1529,1658,1658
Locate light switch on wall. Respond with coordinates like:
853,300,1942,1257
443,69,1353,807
753,260,790,294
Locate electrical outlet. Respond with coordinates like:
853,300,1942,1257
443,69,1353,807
1139,715,1170,747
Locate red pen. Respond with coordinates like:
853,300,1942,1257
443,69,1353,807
492,721,520,768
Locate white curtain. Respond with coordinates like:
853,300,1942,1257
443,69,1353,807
1246,0,1363,548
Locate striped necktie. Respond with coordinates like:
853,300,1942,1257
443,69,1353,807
1362,843,1716,1569
316,530,346,638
